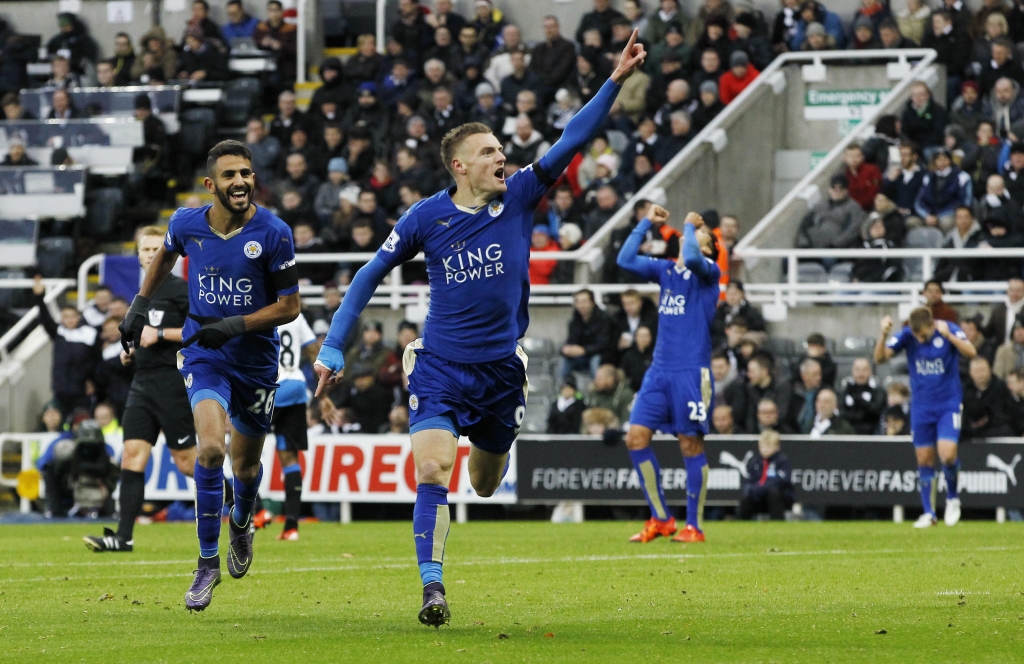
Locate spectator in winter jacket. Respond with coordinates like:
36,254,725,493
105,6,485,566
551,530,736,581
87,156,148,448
254,0,297,83
843,143,883,210
872,190,908,245
718,51,759,104
792,332,838,387
472,0,507,51
934,206,984,282
808,388,856,436
993,315,1024,379
732,12,773,71
963,356,1016,438
529,225,560,285
245,117,281,185
620,325,655,391
1004,368,1024,435
712,349,748,427
711,280,766,347
536,186,583,237
32,277,97,416
901,81,949,149
562,289,614,377
738,430,794,520
878,17,918,49
47,12,98,74
978,210,1024,280
914,148,973,230
505,115,551,166
691,80,725,132
746,352,795,433
979,37,1024,97
790,0,846,50
531,17,577,104
839,358,887,435
468,82,505,133
852,215,903,282
586,364,635,426
610,289,658,358
960,315,999,382
754,398,794,434
922,11,971,102
883,144,926,220
950,80,992,138
850,15,881,49
897,0,931,45
989,77,1024,140
795,357,824,434
796,174,866,250
548,375,587,434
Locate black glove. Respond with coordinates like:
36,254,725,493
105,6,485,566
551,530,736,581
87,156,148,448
182,315,246,350
118,294,151,352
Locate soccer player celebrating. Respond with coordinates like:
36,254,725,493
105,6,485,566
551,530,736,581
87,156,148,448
272,313,316,540
616,206,720,543
84,226,195,553
313,31,647,628
119,141,300,611
875,307,975,527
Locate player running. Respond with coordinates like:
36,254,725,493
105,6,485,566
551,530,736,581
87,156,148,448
615,206,720,543
874,307,975,527
272,313,316,540
119,140,300,611
313,30,647,628
84,226,195,553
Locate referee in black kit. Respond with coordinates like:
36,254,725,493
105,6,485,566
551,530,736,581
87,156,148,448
84,226,196,553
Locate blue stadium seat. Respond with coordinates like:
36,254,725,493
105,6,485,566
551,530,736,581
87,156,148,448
36,237,74,278
83,188,124,239
218,78,263,128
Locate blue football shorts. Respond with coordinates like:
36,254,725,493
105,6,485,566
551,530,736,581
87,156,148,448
178,352,279,436
404,339,528,455
630,366,713,437
910,403,962,448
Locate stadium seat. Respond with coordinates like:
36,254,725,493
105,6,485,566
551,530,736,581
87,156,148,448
797,262,828,283
903,227,944,281
36,237,74,278
528,374,555,397
883,374,911,389
179,107,218,158
606,129,629,155
763,337,796,358
218,77,263,128
836,336,876,356
0,268,25,310
521,337,556,358
827,262,853,283
83,188,124,239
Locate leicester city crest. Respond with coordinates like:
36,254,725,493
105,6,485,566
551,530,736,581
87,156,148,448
488,199,504,217
185,373,193,388
409,394,419,411
243,241,262,259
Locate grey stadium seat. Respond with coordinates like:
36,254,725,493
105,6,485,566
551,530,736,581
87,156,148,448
797,262,829,283
521,337,555,358
836,336,876,356
827,262,854,283
903,226,944,281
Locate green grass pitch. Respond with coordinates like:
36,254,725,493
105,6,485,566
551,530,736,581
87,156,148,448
1,520,1023,662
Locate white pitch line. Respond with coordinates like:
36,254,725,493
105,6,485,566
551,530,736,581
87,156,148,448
1,545,1020,585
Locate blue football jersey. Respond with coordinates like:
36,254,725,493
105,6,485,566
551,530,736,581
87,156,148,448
164,205,298,373
633,256,721,369
886,323,965,410
376,165,549,363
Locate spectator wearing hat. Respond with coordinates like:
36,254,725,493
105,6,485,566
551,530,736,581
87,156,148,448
914,147,973,231
553,223,584,284
850,15,881,48
468,81,505,132
178,25,226,81
311,56,345,110
901,81,949,149
950,80,992,138
691,80,725,132
472,0,508,50
732,12,773,71
853,0,891,33
529,225,561,285
2,137,36,166
255,0,298,84
796,174,866,250
548,375,587,434
790,0,846,50
718,50,759,104
314,157,351,226
800,21,835,50
980,37,1024,98
530,16,577,105
47,12,98,74
738,430,794,520
344,82,390,148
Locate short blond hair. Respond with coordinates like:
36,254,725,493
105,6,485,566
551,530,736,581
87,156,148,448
138,225,164,238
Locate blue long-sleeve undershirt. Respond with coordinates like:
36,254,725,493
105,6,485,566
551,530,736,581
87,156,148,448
538,78,622,177
682,223,713,282
616,217,653,276
321,256,391,357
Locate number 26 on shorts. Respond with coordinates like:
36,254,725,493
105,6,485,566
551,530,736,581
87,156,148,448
248,388,276,415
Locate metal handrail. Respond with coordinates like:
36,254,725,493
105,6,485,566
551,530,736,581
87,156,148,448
0,279,74,361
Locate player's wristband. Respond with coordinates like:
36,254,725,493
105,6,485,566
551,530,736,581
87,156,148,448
157,328,164,340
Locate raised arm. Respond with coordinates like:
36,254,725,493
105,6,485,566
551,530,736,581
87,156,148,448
682,215,714,283
935,320,976,360
313,256,394,395
538,29,646,176
874,315,895,364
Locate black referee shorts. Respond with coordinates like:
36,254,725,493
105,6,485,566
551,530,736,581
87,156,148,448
122,367,196,450
272,402,308,453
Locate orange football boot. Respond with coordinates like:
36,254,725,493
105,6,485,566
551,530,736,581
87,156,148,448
629,517,678,542
276,528,299,541
671,524,705,543
252,509,273,529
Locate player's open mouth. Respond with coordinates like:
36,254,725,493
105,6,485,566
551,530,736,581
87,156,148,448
228,188,249,203
494,167,505,182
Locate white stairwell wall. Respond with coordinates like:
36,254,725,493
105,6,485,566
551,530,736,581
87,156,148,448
0,327,54,433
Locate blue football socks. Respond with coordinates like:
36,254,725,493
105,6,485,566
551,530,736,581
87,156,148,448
194,461,224,558
629,448,670,521
685,453,708,531
919,466,936,516
231,464,264,528
413,483,450,587
943,461,960,500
